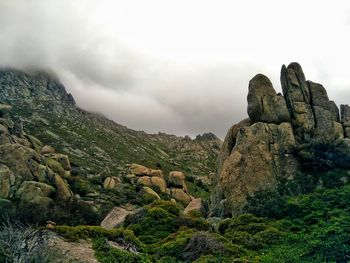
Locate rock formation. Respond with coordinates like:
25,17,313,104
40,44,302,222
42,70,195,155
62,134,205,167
0,104,73,212
212,63,347,216
125,163,193,205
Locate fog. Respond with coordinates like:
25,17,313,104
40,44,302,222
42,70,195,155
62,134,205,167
1,0,350,138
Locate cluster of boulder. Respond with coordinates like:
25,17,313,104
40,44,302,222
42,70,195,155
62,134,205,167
99,163,204,230
0,103,73,212
211,63,350,216
126,163,193,204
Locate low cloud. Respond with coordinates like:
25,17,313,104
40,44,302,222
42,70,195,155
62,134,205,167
1,0,350,138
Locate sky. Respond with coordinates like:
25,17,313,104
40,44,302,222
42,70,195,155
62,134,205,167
1,0,350,138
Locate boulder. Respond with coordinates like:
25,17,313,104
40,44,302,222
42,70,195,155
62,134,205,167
247,74,290,124
0,165,15,199
137,176,167,193
137,176,152,187
41,145,55,154
168,171,188,192
0,143,42,181
46,158,66,177
127,163,151,176
149,169,164,178
0,104,12,116
103,177,120,189
100,206,134,230
141,186,160,200
183,198,203,216
15,181,55,209
150,176,167,193
26,135,43,153
0,124,8,134
53,175,73,201
49,153,71,171
169,188,191,204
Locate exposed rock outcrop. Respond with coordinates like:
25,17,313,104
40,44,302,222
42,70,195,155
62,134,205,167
247,74,290,124
212,62,347,216
341,104,350,138
0,104,74,211
100,206,135,230
125,164,193,205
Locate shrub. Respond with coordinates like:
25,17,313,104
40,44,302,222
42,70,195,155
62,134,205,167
92,237,147,263
53,225,144,251
183,231,226,261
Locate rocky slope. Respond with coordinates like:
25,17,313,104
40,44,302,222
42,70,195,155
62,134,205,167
212,62,350,216
0,69,221,208
0,103,74,217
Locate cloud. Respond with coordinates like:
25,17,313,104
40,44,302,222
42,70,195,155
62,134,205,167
1,0,350,138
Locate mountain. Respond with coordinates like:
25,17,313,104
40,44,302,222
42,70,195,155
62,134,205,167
1,65,350,262
0,69,221,199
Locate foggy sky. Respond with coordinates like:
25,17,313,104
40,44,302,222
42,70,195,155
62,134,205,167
1,0,350,138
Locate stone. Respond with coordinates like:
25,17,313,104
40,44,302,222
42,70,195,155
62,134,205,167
41,145,55,154
141,186,160,200
308,81,343,141
183,198,203,216
46,158,66,177
49,153,71,171
100,206,134,230
15,181,55,208
0,165,15,199
53,175,73,201
218,122,299,215
103,177,120,189
169,188,191,204
0,124,8,134
216,118,251,181
329,101,340,122
281,63,315,141
341,104,350,138
168,171,188,192
149,169,164,178
127,163,151,176
137,176,152,187
0,118,14,129
150,176,167,193
0,143,42,181
26,135,43,153
0,104,12,116
247,74,290,124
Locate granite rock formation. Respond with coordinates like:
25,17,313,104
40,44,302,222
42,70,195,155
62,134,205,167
212,63,347,216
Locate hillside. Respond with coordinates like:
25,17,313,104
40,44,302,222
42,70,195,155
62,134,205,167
1,64,350,262
0,69,221,199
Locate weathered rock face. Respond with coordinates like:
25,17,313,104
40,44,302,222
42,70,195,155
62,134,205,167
219,122,299,215
341,104,350,138
212,62,348,216
247,74,290,124
308,81,343,141
280,63,343,142
100,206,135,230
0,104,74,211
183,198,203,216
281,63,315,141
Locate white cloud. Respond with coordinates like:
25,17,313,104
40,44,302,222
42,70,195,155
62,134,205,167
1,0,350,138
